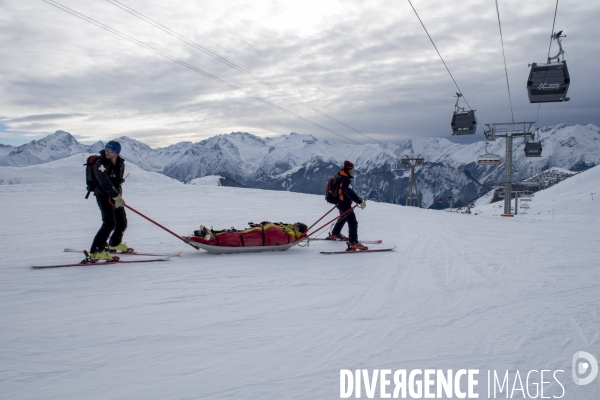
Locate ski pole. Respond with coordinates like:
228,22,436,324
306,205,358,238
124,204,199,249
306,205,336,232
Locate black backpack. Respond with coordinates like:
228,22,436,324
325,176,340,204
84,155,100,199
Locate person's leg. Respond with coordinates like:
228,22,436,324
331,207,349,237
109,206,128,247
346,210,358,242
90,196,116,253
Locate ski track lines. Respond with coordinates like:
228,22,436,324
1,183,600,399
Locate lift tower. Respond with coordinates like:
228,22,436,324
402,155,424,208
484,122,536,216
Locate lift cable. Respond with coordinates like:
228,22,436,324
406,0,486,133
42,0,363,144
105,0,380,144
494,0,515,125
536,0,560,123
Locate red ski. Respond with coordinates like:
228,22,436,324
63,248,181,257
320,246,396,254
310,238,383,244
33,257,171,269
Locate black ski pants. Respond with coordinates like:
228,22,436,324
90,195,127,253
332,205,358,242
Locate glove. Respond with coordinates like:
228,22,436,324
359,200,367,209
112,194,125,208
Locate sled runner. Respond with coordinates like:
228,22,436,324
189,241,297,255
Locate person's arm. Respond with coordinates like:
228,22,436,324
341,179,362,204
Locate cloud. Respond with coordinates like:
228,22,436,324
0,0,598,147
2,113,86,123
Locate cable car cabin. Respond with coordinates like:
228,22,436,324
524,142,542,157
451,110,477,135
527,61,570,103
477,154,502,165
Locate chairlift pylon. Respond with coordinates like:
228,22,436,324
477,142,502,165
527,31,570,103
451,93,477,135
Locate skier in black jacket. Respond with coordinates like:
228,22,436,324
330,160,368,250
88,141,131,260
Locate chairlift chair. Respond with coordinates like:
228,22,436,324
527,31,570,103
477,142,502,165
451,93,477,135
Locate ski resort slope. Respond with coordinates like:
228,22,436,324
0,153,179,185
1,179,599,399
474,165,600,220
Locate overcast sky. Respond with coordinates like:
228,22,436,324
1,0,598,147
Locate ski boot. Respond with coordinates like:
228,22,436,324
328,233,348,241
346,241,368,251
108,243,134,254
87,250,119,262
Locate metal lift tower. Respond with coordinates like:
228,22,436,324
485,122,536,216
402,155,424,208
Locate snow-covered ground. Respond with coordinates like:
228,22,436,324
0,153,179,186
187,175,224,186
1,163,599,399
473,165,600,221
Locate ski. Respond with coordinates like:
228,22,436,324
33,257,171,269
320,246,396,254
63,248,181,257
309,238,383,244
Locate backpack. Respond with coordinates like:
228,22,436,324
325,176,340,204
84,155,100,199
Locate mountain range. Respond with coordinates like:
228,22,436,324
1,124,599,208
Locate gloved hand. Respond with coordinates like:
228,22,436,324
112,194,125,208
359,200,367,209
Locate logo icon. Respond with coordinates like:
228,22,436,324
537,82,560,90
572,351,598,385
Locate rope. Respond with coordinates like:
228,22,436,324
43,0,363,145
406,0,485,133
494,0,515,124
537,0,560,123
547,0,560,60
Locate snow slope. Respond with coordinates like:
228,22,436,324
187,175,224,186
0,171,599,399
474,165,600,220
0,153,180,185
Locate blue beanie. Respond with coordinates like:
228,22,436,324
105,140,121,155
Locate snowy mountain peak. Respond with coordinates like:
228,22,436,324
0,130,90,166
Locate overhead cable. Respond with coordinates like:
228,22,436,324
537,0,560,123
105,0,379,144
494,0,515,124
42,0,362,144
406,0,486,133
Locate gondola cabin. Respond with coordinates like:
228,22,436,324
524,142,542,157
451,110,477,135
527,61,570,103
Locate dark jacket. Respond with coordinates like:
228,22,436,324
336,169,362,208
92,150,125,198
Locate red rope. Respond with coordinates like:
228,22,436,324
124,204,198,249
306,205,358,238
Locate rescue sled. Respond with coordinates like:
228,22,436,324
187,241,297,255
182,221,306,255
